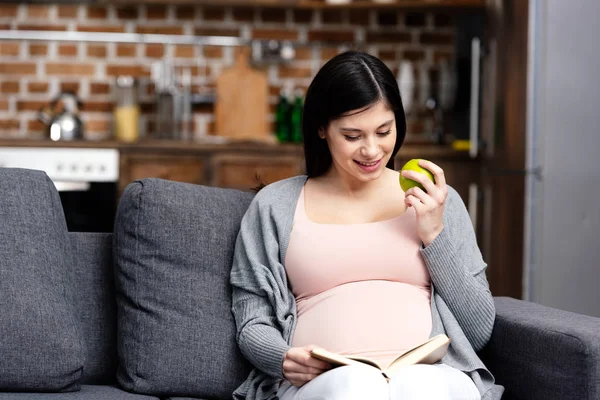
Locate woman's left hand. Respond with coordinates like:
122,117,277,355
401,159,448,247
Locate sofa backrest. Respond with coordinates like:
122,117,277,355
68,232,118,385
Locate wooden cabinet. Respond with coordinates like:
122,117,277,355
119,154,206,193
212,154,304,190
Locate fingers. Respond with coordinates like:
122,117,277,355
405,193,426,212
286,372,319,387
419,159,447,188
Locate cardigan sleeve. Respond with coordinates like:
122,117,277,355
420,186,496,352
230,195,292,380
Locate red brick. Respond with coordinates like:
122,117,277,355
106,65,150,77
17,24,67,31
58,44,78,57
58,6,78,18
0,5,18,18
203,46,223,59
293,9,313,24
0,63,36,75
136,26,183,35
322,10,343,24
29,44,47,56
87,6,108,19
27,5,50,19
349,10,369,26
294,47,312,61
90,82,110,95
28,120,46,131
0,42,20,56
378,11,398,26
405,12,426,27
87,45,107,58
232,7,254,22
146,5,167,20
403,49,425,61
195,27,239,37
366,31,412,44
18,100,47,112
252,29,298,41
82,101,113,112
321,47,341,60
175,45,195,58
1,81,19,93
176,5,196,20
117,44,136,58
46,63,95,76
145,44,164,59
61,82,80,93
0,100,8,111
77,25,125,33
308,30,354,43
260,8,286,23
28,82,48,93
379,50,397,62
434,13,454,27
116,6,138,20
86,119,111,133
0,119,19,131
202,6,226,21
420,32,454,45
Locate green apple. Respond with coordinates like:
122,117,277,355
399,159,435,192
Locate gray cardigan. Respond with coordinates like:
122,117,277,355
230,175,504,400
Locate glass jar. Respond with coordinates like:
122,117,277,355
114,76,140,143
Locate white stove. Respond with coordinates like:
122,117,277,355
0,147,119,191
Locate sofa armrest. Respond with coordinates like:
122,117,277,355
479,297,600,400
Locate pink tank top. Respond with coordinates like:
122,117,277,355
285,187,432,368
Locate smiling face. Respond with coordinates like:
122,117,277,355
320,100,397,186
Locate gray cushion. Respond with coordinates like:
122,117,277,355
69,232,117,384
113,179,253,398
481,297,600,400
0,168,84,392
0,385,159,400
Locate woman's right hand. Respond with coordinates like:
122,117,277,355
282,345,331,387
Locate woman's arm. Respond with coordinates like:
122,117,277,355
230,198,291,380
420,187,495,351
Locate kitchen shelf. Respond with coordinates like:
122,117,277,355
98,0,485,9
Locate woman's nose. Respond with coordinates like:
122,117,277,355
360,138,379,158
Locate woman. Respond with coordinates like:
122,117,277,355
230,51,504,400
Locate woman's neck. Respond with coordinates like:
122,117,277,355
320,166,391,199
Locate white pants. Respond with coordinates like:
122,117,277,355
277,364,481,400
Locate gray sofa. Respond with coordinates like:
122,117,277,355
0,167,598,400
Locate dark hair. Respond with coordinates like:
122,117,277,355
302,51,406,177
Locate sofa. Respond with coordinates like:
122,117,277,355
0,167,598,400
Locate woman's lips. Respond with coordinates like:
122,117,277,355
354,159,382,172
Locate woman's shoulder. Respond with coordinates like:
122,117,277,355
251,175,308,205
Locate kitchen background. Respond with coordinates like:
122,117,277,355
0,1,463,141
1,0,598,319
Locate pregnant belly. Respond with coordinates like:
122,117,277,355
292,280,432,367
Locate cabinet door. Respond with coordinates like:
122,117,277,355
212,154,303,191
119,154,206,193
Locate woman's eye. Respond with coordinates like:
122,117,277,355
378,130,392,136
344,136,360,141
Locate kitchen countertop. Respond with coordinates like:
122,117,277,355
0,138,476,161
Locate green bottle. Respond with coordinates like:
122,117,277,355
290,89,304,143
275,88,291,143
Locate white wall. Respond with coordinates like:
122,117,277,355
526,0,600,317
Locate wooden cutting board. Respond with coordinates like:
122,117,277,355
215,48,271,141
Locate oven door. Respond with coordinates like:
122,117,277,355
55,181,117,233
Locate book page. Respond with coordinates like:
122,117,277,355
384,335,450,377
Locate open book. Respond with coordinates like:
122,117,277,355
310,334,450,380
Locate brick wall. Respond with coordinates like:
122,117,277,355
0,3,456,141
